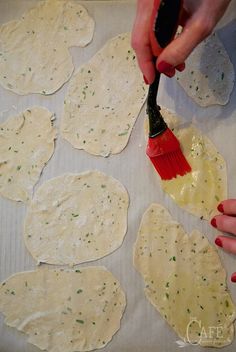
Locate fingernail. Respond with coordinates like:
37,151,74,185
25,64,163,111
143,75,149,84
215,237,222,247
176,62,185,72
211,218,217,228
158,61,174,74
165,70,175,78
164,70,175,78
217,203,224,213
231,273,236,283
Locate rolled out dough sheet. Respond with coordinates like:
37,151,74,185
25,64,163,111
0,0,95,95
24,170,129,265
146,107,227,220
0,107,56,203
0,266,126,352
134,203,236,347
175,32,234,107
61,32,148,157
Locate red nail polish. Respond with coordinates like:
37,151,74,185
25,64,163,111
217,203,224,213
158,61,174,74
211,218,217,228
143,75,148,84
231,273,236,283
164,70,175,78
215,237,222,247
176,63,185,72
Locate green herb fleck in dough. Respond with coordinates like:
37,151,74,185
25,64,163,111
169,256,176,261
77,289,83,294
118,131,128,136
76,319,84,324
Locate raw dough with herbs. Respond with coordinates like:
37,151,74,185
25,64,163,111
61,33,148,157
24,171,129,265
134,204,236,347
0,266,126,352
176,32,234,107
0,107,56,202
0,0,94,95
146,108,227,220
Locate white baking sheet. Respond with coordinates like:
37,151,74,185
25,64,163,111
1,1,236,351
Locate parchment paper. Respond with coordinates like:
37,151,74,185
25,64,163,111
1,1,236,352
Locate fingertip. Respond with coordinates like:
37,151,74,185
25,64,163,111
164,69,176,78
157,61,174,73
216,235,236,255
231,272,236,283
156,61,176,78
176,62,185,72
217,203,224,213
217,199,236,216
215,237,222,248
211,218,217,228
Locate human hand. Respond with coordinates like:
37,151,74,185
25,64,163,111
131,0,231,83
211,200,236,283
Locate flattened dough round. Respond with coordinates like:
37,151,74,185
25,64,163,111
146,108,227,220
176,32,234,107
61,32,148,157
134,204,236,347
0,266,126,352
0,0,94,95
0,107,56,203
24,171,129,265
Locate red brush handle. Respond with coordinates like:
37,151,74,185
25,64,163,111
149,0,183,57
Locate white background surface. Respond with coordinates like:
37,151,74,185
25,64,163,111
0,1,236,351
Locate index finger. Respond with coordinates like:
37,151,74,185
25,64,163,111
131,0,156,83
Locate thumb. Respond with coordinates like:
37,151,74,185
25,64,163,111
156,18,213,70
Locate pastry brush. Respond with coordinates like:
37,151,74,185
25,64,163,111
146,0,191,180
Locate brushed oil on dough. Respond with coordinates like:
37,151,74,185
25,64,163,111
134,204,236,347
